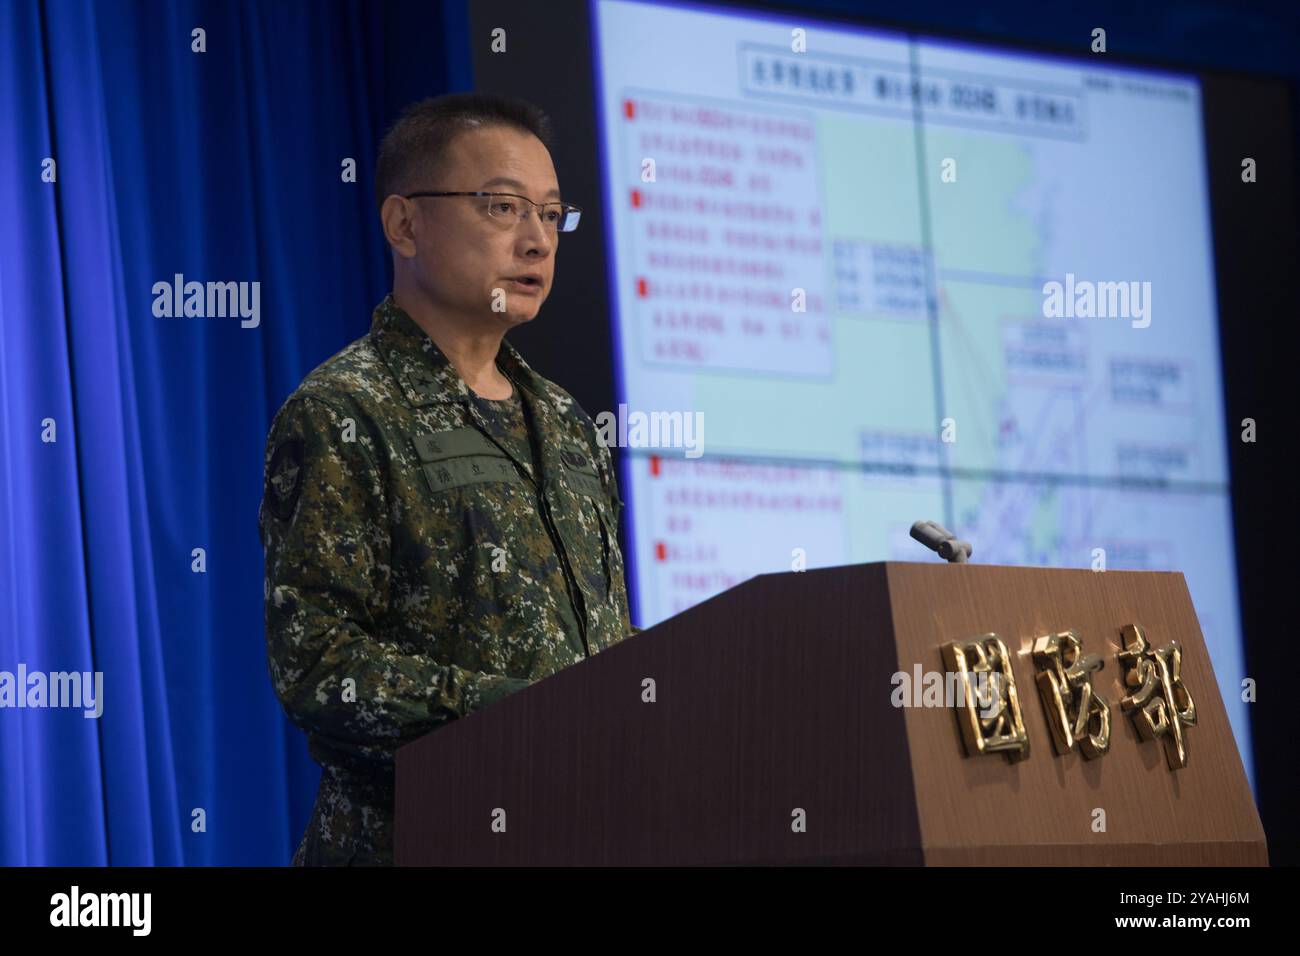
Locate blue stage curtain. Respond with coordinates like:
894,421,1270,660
0,0,468,865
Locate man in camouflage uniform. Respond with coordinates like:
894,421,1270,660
259,94,636,865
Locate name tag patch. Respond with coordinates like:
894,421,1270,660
414,428,522,491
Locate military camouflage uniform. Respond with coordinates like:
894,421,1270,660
259,294,636,866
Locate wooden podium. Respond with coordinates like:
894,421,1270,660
395,562,1265,865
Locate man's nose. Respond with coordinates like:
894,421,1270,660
517,210,553,252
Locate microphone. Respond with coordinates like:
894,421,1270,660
909,520,973,564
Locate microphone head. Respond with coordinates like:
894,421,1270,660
910,520,949,551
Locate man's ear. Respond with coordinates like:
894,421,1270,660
380,195,418,259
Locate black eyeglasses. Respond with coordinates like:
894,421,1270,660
404,191,582,233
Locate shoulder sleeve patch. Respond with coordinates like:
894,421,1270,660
266,437,306,521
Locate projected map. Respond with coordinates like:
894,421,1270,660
592,0,1248,781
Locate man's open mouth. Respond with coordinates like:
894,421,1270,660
508,275,544,292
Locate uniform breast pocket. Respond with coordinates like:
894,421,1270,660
556,440,621,604
568,496,616,605
413,428,523,494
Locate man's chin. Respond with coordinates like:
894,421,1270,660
503,303,542,325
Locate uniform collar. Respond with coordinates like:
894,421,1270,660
369,293,547,408
368,294,586,491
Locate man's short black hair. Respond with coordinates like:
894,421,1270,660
374,92,555,213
